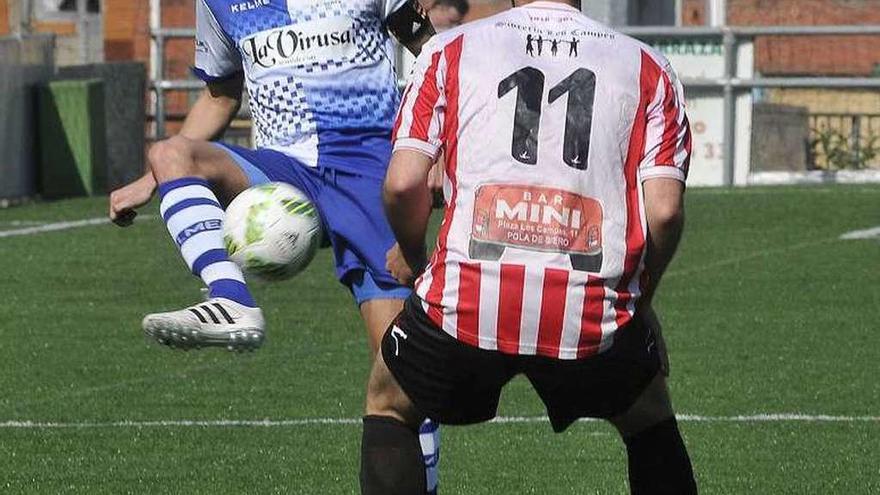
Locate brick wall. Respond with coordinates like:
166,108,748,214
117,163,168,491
0,0,9,36
728,0,880,76
681,0,707,26
161,0,197,126
104,0,150,62
105,0,196,134
682,0,879,76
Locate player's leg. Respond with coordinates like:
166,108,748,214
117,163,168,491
608,374,697,495
360,297,404,354
526,311,696,494
358,287,441,494
142,136,263,351
149,135,251,204
321,168,441,494
361,300,510,495
362,341,426,495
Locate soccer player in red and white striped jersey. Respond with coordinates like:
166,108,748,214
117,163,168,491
361,2,697,494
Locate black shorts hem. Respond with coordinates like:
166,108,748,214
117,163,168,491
382,296,661,431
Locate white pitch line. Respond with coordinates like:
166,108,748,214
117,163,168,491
0,216,155,238
0,414,877,429
490,414,880,424
0,217,109,238
0,220,48,227
664,237,837,278
840,226,880,240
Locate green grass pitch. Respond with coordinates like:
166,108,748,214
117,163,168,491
0,185,878,493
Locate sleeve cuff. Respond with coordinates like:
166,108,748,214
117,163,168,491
393,138,441,160
385,0,411,20
191,67,243,83
640,166,687,183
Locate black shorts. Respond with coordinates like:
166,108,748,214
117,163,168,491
382,297,661,433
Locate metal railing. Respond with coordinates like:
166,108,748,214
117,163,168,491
809,113,880,170
617,25,880,185
148,22,880,185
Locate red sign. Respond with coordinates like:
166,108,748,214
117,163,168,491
471,184,603,255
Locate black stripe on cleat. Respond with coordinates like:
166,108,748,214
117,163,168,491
200,305,221,324
188,308,208,324
211,303,235,324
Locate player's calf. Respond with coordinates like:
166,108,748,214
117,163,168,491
362,350,426,495
610,375,697,494
361,415,426,495
622,417,697,495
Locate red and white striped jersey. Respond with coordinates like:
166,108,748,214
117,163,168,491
393,1,691,360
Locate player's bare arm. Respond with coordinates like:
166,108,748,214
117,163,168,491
642,177,685,306
383,149,435,285
386,0,436,56
640,177,685,376
108,75,244,227
178,73,244,141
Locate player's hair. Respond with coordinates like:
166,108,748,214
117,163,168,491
433,0,470,17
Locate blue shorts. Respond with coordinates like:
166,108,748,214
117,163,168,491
216,143,411,305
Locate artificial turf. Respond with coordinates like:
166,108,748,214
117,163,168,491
0,185,877,493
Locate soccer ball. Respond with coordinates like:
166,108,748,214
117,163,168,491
223,183,322,281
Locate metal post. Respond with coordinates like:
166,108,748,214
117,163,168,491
150,0,165,139
722,30,736,186
708,0,726,27
18,0,31,35
851,115,861,168
155,36,166,138
77,0,88,63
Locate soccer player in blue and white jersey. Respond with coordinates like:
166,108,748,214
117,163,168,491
108,1,441,492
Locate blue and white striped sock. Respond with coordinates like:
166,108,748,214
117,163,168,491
419,419,440,494
158,177,256,308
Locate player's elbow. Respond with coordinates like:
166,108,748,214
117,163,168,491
651,202,684,227
648,203,685,240
643,178,685,231
204,91,241,117
383,150,433,207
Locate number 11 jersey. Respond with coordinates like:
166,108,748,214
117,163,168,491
393,1,692,360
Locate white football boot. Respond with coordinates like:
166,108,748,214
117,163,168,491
142,298,265,352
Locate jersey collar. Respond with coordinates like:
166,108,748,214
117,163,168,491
522,1,580,13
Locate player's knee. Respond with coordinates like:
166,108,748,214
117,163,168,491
610,374,675,438
148,136,197,181
365,390,399,420
622,405,675,439
364,364,418,426
365,372,398,416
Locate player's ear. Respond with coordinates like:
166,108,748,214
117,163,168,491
387,0,436,56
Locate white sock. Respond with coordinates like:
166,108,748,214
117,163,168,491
158,177,256,307
419,419,440,493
